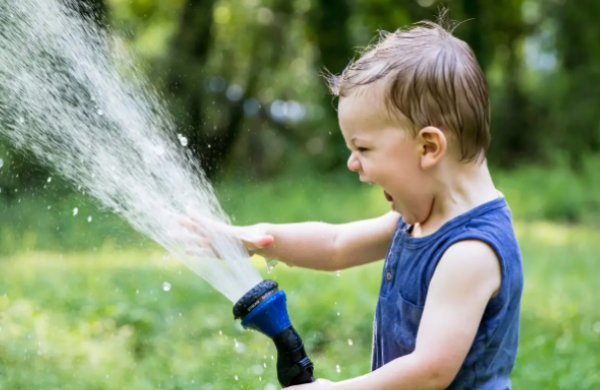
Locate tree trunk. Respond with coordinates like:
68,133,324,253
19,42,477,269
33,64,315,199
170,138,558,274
166,0,297,178
165,0,218,176
308,0,354,169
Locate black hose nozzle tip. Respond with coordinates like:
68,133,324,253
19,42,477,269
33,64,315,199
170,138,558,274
233,279,279,320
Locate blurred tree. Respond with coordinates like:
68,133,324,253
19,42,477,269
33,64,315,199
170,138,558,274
165,0,300,178
1,0,109,196
460,0,536,166
7,0,600,185
544,0,600,165
163,0,219,176
305,0,355,170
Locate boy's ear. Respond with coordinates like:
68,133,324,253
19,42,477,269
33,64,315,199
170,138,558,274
417,126,447,169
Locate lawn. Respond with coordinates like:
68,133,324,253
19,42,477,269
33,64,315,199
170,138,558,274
0,173,599,389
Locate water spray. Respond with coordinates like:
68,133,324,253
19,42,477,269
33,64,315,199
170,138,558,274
233,280,315,387
0,2,313,385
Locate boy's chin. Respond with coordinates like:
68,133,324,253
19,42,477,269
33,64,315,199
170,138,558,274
398,208,418,225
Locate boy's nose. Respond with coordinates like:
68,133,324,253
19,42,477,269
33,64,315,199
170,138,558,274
347,154,361,172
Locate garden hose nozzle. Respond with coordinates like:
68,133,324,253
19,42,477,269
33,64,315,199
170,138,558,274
233,280,315,387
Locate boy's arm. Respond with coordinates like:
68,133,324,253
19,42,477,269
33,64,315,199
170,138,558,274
252,211,399,271
292,240,502,390
181,211,399,271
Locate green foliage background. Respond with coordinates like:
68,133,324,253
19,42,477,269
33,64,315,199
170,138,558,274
1,0,600,389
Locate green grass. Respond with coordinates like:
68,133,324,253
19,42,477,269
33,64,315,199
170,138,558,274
1,168,600,388
0,221,599,389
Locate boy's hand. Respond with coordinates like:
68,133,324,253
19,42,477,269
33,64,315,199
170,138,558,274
288,379,334,389
179,215,274,256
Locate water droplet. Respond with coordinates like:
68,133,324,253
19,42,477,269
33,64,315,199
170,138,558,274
336,364,341,373
47,205,51,210
18,116,24,124
593,322,600,333
234,375,238,381
271,355,274,360
0,159,3,168
266,259,278,274
234,339,246,353
153,146,165,156
348,339,353,346
87,216,92,222
72,207,78,216
219,330,222,335
337,312,340,316
47,177,51,183
336,270,341,277
162,282,171,292
136,289,139,294
252,365,264,375
97,109,104,116
177,134,188,146
163,255,170,260
263,363,267,368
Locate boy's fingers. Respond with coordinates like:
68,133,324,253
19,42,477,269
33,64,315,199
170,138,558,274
241,234,274,250
178,216,205,235
175,228,208,244
255,235,274,248
180,214,270,254
185,247,214,258
172,227,218,255
190,214,223,229
184,214,235,237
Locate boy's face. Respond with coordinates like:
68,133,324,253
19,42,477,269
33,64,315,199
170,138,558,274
338,88,435,225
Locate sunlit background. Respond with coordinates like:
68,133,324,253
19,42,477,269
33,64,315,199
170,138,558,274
1,0,599,389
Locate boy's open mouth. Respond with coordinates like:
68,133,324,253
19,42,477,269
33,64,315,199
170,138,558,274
384,191,393,202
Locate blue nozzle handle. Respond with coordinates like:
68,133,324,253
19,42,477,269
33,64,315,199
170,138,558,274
237,286,315,387
241,291,291,338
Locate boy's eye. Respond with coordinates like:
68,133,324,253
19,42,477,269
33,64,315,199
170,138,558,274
357,147,369,152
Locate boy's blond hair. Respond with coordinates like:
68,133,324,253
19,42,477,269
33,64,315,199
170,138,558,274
327,20,490,162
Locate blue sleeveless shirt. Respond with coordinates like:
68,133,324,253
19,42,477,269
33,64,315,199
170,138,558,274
371,196,523,390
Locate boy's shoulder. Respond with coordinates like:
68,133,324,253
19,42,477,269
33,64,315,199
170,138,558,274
447,196,521,265
392,196,522,290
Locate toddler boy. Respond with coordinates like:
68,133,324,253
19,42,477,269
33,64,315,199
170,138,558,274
187,19,523,390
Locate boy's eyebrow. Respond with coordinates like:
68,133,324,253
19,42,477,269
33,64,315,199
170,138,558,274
351,135,369,144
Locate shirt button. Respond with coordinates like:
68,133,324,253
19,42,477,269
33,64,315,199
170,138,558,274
386,272,392,281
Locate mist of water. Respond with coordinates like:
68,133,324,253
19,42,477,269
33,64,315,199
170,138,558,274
0,0,262,302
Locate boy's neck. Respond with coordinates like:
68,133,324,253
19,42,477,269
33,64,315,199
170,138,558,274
411,159,498,238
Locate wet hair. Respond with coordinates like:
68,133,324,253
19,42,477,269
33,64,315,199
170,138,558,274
326,17,490,162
